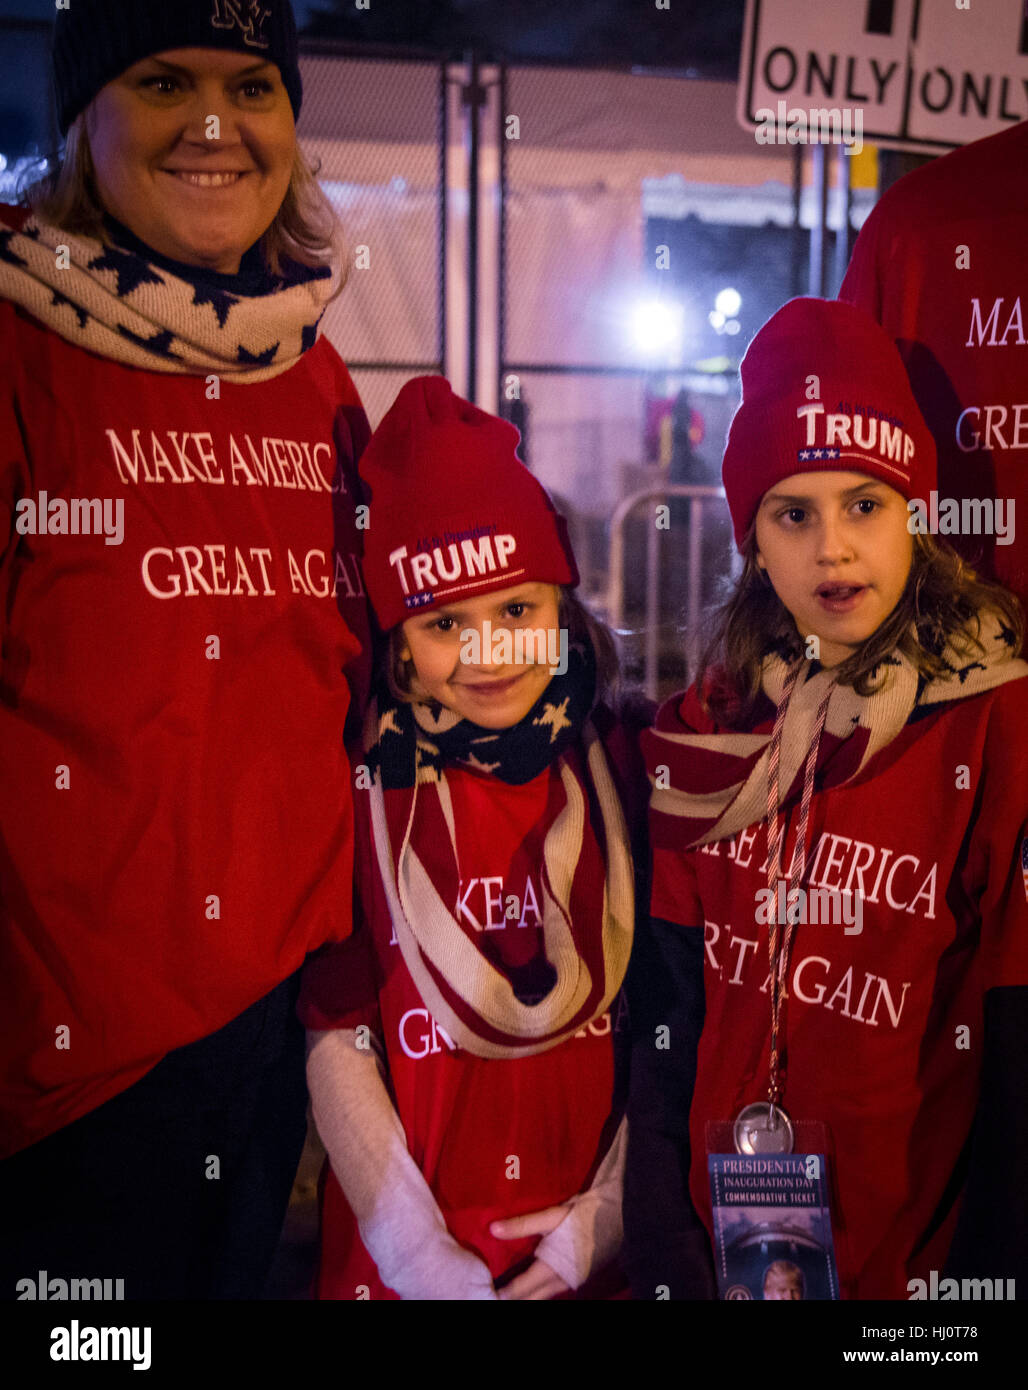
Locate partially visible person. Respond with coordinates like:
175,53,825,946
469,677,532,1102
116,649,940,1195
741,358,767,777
301,377,649,1300
1,0,371,1299
840,120,1028,623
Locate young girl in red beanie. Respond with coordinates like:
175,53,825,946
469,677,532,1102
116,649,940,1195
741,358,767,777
623,297,1028,1301
299,376,648,1299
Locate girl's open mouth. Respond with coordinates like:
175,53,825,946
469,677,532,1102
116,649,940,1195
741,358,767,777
816,583,867,613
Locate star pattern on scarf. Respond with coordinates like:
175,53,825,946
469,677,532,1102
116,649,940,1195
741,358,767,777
238,341,280,367
998,622,1017,650
533,697,572,744
416,701,459,735
952,659,987,684
192,282,241,329
117,324,180,359
378,707,402,738
0,229,28,267
415,740,443,784
51,289,89,329
301,322,318,353
88,246,165,297
462,751,502,774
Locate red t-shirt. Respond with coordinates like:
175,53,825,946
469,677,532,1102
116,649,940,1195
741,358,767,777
0,257,372,1156
300,755,629,1300
650,678,1028,1299
840,120,1028,618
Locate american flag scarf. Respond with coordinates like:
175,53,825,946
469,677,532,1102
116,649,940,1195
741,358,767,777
363,651,635,1059
646,610,1026,854
0,211,337,382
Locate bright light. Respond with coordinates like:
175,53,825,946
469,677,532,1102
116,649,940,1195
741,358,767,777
632,299,683,355
715,287,742,318
708,309,726,331
725,318,741,335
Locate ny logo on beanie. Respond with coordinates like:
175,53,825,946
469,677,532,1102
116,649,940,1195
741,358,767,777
210,0,271,49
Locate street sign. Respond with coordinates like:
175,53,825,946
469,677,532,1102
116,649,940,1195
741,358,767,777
739,0,1028,153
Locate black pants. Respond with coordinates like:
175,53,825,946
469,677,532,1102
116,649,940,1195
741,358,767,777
2,971,307,1301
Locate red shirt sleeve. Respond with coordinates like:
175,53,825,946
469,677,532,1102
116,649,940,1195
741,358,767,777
0,303,31,646
962,683,1028,991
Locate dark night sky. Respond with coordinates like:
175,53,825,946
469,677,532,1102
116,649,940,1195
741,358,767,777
303,0,744,75
0,1,745,75
0,0,745,156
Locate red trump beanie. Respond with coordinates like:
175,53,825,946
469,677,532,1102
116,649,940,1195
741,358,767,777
721,297,937,548
361,377,578,631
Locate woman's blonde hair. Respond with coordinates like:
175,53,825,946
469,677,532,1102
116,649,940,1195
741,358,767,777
696,528,1024,728
384,588,623,711
22,111,345,282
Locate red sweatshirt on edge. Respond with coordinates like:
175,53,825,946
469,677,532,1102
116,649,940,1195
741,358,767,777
840,119,1028,618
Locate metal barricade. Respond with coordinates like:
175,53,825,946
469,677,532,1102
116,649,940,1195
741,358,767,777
605,484,736,700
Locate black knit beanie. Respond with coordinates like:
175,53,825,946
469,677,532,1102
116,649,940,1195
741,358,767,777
52,0,303,136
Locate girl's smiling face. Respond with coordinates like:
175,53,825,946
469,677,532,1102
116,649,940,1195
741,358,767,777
755,471,914,668
401,582,562,729
86,48,296,274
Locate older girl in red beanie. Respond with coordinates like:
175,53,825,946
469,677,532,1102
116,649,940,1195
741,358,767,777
623,298,1028,1301
299,376,648,1299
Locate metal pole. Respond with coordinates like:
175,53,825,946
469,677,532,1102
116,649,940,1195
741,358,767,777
808,142,828,298
498,63,508,409
463,50,482,400
832,143,853,296
645,499,661,698
438,62,447,373
686,497,704,685
790,143,804,299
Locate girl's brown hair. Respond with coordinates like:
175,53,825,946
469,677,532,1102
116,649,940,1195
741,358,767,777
385,588,622,710
22,112,345,283
697,528,1024,728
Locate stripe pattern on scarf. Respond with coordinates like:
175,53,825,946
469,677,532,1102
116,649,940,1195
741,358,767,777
645,611,1027,853
0,214,337,382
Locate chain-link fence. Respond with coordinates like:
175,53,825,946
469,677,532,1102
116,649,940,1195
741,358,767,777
297,49,447,428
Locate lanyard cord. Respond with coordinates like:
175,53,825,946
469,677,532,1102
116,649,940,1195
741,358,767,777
765,663,835,1108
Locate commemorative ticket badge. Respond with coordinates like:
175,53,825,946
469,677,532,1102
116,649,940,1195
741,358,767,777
707,1147,840,1300
705,667,841,1299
